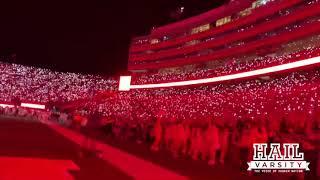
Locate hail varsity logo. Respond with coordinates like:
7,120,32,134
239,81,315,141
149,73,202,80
247,143,310,173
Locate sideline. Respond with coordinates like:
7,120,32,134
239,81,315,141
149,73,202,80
42,120,187,180
0,157,78,180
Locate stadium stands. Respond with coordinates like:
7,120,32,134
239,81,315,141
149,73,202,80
0,0,319,175
0,61,117,103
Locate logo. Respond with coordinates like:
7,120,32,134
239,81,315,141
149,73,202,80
247,143,310,173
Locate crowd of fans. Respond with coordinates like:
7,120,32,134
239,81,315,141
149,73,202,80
71,67,319,177
0,1,318,178
0,55,319,178
0,106,50,122
64,35,320,174
86,68,320,127
73,66,319,178
0,61,117,103
0,25,319,178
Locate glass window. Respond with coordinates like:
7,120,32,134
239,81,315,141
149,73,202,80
190,24,210,34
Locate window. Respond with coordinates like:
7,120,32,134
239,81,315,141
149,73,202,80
252,0,271,9
190,24,210,34
150,39,160,44
239,7,252,17
216,16,231,26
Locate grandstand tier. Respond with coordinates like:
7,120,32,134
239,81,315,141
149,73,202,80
128,0,320,71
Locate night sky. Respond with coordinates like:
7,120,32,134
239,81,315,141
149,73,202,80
0,0,226,76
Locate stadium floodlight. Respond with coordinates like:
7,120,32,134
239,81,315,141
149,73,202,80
0,103,14,108
119,76,132,91
128,56,320,90
21,103,46,110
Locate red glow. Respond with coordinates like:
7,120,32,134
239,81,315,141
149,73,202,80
0,157,78,180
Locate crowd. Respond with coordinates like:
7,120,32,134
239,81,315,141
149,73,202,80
0,18,319,177
68,36,320,173
0,61,117,103
80,67,320,177
90,68,320,131
0,59,319,177
0,105,50,122
1,68,319,178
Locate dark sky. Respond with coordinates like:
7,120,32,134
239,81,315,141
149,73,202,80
0,0,226,76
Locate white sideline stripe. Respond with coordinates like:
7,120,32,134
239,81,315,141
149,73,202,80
21,103,46,110
129,56,320,89
43,121,187,180
0,104,14,108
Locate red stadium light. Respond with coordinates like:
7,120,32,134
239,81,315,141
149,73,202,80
128,55,320,90
21,103,46,110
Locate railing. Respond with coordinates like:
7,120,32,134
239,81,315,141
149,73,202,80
128,20,320,70
129,55,320,89
130,46,320,84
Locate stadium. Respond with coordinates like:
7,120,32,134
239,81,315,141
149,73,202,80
0,0,319,179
